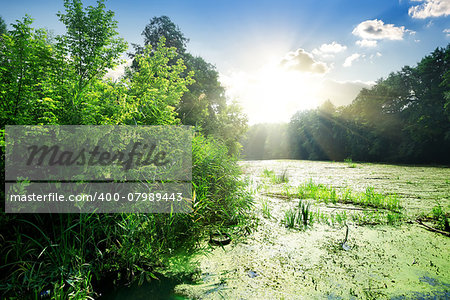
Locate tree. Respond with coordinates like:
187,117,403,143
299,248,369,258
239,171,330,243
0,16,7,36
56,0,127,123
281,44,450,164
124,38,194,125
141,15,188,53
0,16,57,126
131,15,247,154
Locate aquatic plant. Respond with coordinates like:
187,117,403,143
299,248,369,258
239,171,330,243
283,209,297,229
262,168,275,178
344,158,357,168
297,200,313,227
261,199,272,219
294,180,400,211
262,168,289,184
431,204,450,232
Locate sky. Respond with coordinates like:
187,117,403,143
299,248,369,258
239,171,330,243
2,0,450,124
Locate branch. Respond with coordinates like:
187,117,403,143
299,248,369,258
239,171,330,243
416,220,450,237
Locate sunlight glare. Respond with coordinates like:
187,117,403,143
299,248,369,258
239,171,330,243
223,62,324,124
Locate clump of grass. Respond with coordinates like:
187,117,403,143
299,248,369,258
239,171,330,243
298,200,313,227
353,187,400,211
334,211,348,226
344,157,357,168
284,209,297,229
295,180,400,211
386,212,403,225
262,168,275,178
431,204,449,232
282,200,313,229
1,135,255,298
297,179,333,201
261,199,272,219
262,168,289,184
276,168,289,184
349,210,403,226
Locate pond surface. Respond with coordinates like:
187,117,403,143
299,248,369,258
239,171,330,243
99,275,189,300
103,160,450,299
174,160,449,299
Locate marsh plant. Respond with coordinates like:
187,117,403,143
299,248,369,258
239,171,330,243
276,168,289,184
1,136,255,298
294,180,400,211
283,200,314,229
261,199,272,219
344,158,357,168
284,209,297,229
298,200,313,227
431,204,450,232
262,168,275,178
262,168,289,184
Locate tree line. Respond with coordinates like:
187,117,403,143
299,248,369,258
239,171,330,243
242,45,450,164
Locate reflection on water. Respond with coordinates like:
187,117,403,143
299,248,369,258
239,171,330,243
99,276,189,300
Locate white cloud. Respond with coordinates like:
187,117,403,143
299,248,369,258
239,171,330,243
369,52,383,61
409,0,450,19
280,48,329,74
444,28,450,37
356,39,378,47
343,53,361,67
352,19,406,41
317,42,347,53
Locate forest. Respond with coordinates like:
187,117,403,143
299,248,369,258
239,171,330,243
242,45,450,164
0,0,250,298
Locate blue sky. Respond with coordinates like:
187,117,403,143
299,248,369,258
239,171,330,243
2,0,449,123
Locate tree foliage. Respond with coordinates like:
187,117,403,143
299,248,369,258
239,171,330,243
130,16,247,154
0,16,7,36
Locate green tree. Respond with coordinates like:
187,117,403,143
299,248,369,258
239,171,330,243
0,16,7,35
0,16,57,126
131,16,247,154
56,0,127,124
124,38,194,125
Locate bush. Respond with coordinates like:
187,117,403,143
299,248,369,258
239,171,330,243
0,134,253,298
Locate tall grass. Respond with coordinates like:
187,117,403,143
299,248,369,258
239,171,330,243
295,180,400,211
262,168,289,184
282,200,313,230
0,134,254,298
261,199,272,219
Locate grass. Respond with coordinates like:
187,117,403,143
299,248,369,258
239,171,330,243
0,135,255,299
284,209,297,229
262,168,289,184
275,179,404,228
282,200,313,230
350,211,403,226
261,199,272,219
344,158,357,168
432,205,449,232
298,200,313,227
294,180,401,211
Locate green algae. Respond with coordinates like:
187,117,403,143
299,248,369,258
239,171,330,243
174,160,449,299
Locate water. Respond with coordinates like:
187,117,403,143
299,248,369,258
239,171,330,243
99,275,189,300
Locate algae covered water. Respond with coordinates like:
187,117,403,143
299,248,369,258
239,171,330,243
173,160,449,299
99,275,189,300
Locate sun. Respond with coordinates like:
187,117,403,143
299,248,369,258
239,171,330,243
230,63,323,124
